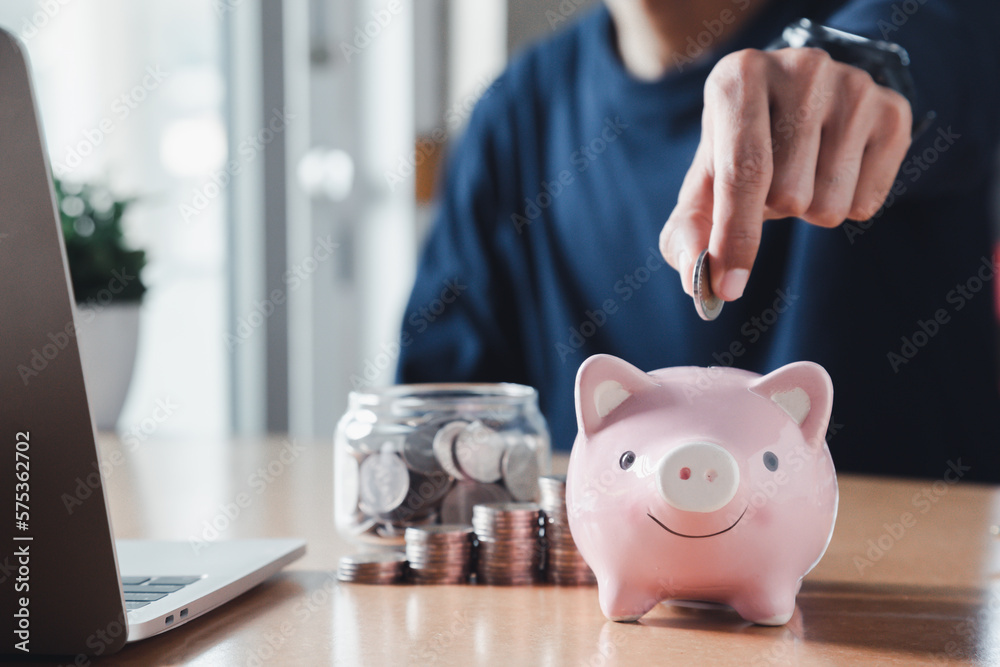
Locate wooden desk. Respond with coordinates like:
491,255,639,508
63,437,1000,665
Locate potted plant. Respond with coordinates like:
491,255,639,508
55,179,147,430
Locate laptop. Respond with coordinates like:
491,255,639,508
0,27,305,656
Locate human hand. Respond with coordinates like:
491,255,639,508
659,47,912,300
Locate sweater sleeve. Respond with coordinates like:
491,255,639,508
395,78,528,386
823,0,1000,197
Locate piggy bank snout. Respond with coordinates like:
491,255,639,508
655,442,740,513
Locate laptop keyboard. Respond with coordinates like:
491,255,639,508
122,576,202,612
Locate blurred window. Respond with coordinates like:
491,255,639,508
0,0,229,439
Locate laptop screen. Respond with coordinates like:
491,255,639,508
0,28,127,657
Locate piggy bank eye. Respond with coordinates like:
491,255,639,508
763,451,779,471
619,451,636,470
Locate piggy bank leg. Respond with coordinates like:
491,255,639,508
729,586,797,626
598,580,658,622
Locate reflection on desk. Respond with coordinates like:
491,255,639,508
37,435,1000,665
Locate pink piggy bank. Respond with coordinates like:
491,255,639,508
566,354,837,625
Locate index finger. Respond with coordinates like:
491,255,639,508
705,51,774,301
659,139,714,297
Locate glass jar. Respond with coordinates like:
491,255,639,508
335,383,551,545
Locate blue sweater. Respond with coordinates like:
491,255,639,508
397,0,1000,481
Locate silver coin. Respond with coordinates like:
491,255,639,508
380,470,453,523
501,442,540,502
454,421,504,483
410,469,455,505
402,423,446,475
433,421,469,480
358,450,410,514
692,249,723,321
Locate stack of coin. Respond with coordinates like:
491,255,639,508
337,552,408,584
538,475,597,586
472,502,544,585
405,524,476,584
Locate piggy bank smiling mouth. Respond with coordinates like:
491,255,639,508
646,506,748,539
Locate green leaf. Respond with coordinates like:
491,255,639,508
54,177,147,304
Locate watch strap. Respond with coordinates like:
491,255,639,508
767,18,934,138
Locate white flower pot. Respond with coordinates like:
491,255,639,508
75,301,141,431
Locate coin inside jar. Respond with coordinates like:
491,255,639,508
432,420,469,480
379,470,453,523
692,249,723,321
358,448,410,514
402,421,447,475
501,442,540,502
454,421,505,483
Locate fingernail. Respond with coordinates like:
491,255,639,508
720,268,749,301
677,249,693,295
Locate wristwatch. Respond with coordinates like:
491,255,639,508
767,18,935,138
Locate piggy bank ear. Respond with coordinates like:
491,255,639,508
575,354,657,437
749,361,833,446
